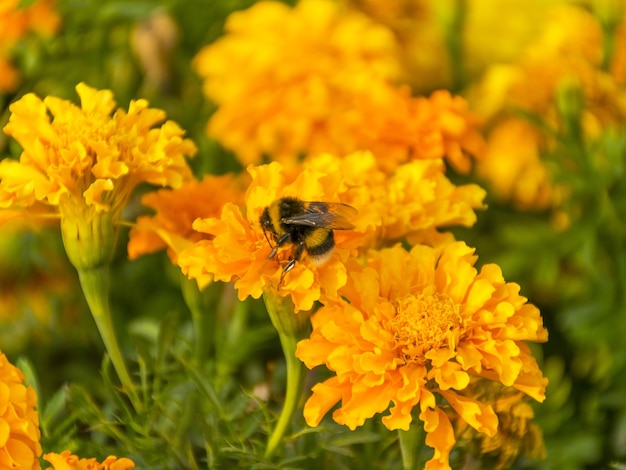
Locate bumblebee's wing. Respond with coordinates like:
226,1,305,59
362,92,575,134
281,202,357,230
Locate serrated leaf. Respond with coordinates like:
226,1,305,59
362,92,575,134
15,357,39,399
40,386,67,435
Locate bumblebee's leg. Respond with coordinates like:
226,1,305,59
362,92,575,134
282,240,305,274
268,233,291,259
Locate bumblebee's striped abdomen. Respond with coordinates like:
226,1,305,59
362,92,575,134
305,228,334,264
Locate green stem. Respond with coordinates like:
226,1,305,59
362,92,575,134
265,331,307,459
78,267,141,412
180,274,215,364
398,423,425,470
262,289,311,459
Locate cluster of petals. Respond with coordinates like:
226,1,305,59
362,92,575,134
127,173,247,264
193,0,482,173
455,379,546,469
469,4,626,209
0,82,197,226
177,159,361,311
0,351,41,469
301,152,486,248
177,152,486,311
44,450,135,470
296,242,548,469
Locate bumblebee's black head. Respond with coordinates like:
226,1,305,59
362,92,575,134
260,207,273,233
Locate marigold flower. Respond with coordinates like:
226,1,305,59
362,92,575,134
296,243,548,470
193,0,397,165
455,379,546,469
177,158,368,312
469,4,625,209
1,82,196,269
128,173,246,266
193,0,482,173
43,450,135,470
475,118,558,210
0,351,41,469
302,152,486,248
177,152,485,311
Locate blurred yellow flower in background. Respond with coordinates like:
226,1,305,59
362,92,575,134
128,173,247,264
0,0,61,93
296,243,548,469
345,0,560,92
193,0,483,174
44,450,135,470
469,4,626,210
0,351,41,469
342,0,448,92
193,0,399,166
0,225,79,355
476,119,557,210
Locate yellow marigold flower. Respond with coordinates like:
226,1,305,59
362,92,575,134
0,0,61,93
0,82,196,270
128,173,247,266
0,351,41,469
469,4,626,209
194,0,483,173
302,151,486,247
178,152,486,310
296,243,548,470
193,0,402,166
475,118,559,210
177,158,369,312
455,379,546,469
43,450,135,470
470,5,607,119
462,0,559,78
345,89,484,175
341,0,449,92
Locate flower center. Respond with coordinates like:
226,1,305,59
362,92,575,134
389,293,464,363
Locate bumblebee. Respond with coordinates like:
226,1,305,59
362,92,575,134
260,197,357,275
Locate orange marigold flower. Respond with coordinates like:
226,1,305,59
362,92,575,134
302,152,485,248
0,82,196,270
43,450,135,470
455,379,546,469
296,243,548,470
342,0,450,92
468,4,625,209
193,0,483,173
193,0,400,166
475,118,559,210
177,158,369,312
128,173,247,265
177,152,486,310
0,351,42,469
